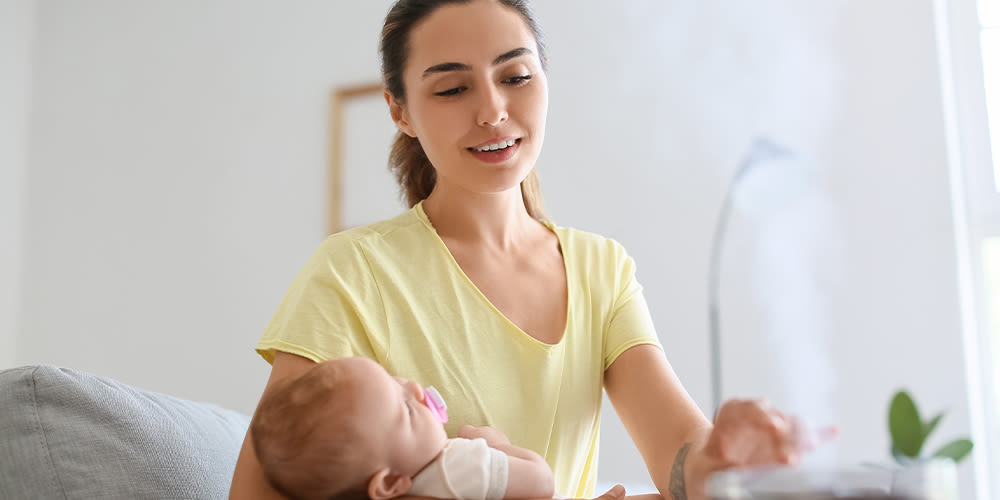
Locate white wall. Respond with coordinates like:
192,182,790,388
18,0,396,408
12,0,985,497
535,1,979,495
0,0,33,369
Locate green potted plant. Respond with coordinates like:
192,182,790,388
888,389,973,465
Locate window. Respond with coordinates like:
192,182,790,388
976,1,1000,414
984,239,1000,395
975,4,1000,482
940,0,1000,497
982,1,1000,189
977,0,1000,426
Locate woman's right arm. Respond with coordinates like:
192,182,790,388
229,351,318,500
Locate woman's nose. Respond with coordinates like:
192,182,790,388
477,86,508,127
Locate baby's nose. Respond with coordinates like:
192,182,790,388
406,380,424,401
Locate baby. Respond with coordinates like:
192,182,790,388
250,356,555,500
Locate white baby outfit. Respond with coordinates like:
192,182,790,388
410,438,508,500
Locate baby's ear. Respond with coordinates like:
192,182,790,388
368,467,413,500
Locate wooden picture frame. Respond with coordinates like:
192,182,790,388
328,82,403,234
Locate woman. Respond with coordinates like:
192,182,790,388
230,1,821,499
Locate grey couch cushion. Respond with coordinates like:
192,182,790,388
0,365,251,499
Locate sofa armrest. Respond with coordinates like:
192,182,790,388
0,365,251,500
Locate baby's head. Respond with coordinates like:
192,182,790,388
251,357,449,500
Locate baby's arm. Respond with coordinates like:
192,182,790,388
457,425,555,499
493,443,556,499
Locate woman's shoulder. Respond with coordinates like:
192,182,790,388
548,222,632,263
302,208,431,272
319,207,427,250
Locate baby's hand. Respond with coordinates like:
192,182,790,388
458,425,511,446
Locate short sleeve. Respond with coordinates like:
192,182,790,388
603,246,662,370
255,233,388,364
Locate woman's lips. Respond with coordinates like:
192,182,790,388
468,139,521,164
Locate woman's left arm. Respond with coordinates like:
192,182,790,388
603,344,712,500
604,344,804,500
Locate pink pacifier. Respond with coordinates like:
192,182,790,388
423,386,448,424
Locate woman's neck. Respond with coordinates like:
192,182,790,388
421,188,540,252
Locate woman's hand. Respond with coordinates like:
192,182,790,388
585,484,663,500
577,484,625,500
702,399,837,468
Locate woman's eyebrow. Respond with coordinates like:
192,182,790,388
421,47,534,79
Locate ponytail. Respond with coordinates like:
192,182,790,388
520,168,549,222
388,131,436,208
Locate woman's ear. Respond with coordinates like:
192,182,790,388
367,467,413,500
385,90,417,138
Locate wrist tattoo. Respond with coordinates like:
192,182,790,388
668,442,692,500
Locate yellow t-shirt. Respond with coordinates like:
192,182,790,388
256,202,661,497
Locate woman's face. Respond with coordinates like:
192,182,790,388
390,0,548,199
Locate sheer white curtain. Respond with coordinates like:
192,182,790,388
937,0,1000,497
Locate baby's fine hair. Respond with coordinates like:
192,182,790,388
251,361,370,500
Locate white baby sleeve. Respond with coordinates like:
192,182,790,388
410,438,509,500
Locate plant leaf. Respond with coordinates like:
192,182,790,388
923,411,945,442
889,390,924,457
932,439,974,463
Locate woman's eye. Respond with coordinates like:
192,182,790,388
435,87,464,97
505,75,532,85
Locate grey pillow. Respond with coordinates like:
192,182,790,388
0,365,251,500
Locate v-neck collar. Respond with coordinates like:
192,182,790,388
412,201,571,348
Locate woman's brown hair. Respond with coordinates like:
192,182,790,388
380,0,550,221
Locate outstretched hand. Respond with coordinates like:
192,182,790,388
703,399,838,468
